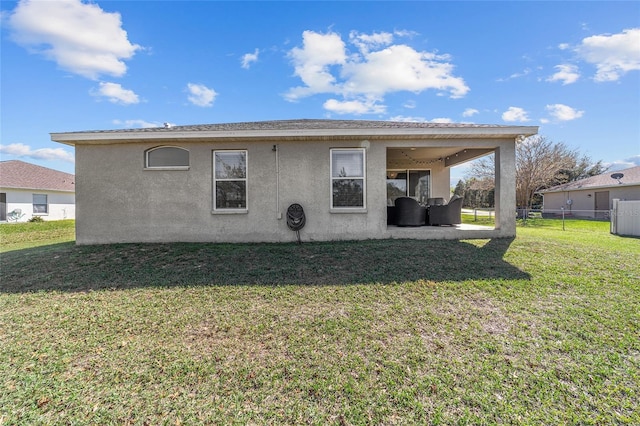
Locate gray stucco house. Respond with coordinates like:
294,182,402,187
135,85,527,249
51,119,537,244
539,165,640,219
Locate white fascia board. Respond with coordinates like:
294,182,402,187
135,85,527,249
0,185,75,193
539,183,640,194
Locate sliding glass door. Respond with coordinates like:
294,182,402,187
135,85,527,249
387,170,430,205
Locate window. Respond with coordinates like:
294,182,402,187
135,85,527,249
33,194,48,214
387,170,430,204
145,146,189,169
213,150,247,211
331,148,366,209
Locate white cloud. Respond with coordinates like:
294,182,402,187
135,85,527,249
575,28,640,82
349,30,394,53
607,155,640,170
112,119,160,128
403,100,417,109
285,31,347,101
462,108,479,117
8,0,140,80
91,82,139,104
545,103,584,121
502,107,530,122
509,68,531,79
186,83,217,107
342,44,469,98
241,48,259,69
393,29,419,39
430,117,453,124
497,68,531,82
389,115,428,122
547,64,580,85
323,98,386,115
285,30,469,112
388,115,453,123
0,143,74,163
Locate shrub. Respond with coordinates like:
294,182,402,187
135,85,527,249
27,216,45,223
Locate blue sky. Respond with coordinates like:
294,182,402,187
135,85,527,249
1,1,639,183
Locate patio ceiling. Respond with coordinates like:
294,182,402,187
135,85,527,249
387,147,494,168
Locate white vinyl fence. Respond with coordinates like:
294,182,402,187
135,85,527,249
611,199,640,237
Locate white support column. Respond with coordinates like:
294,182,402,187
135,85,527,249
494,141,517,237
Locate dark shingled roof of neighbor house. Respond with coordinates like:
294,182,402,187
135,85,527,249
0,160,75,192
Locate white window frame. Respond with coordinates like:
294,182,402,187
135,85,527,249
212,150,248,213
330,148,366,212
33,194,48,215
144,146,190,170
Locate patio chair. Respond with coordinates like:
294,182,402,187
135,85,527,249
387,205,396,225
427,197,445,206
394,197,426,226
428,195,463,226
7,209,24,222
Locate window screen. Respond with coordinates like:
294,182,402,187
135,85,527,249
145,146,189,168
33,194,48,214
213,150,247,210
331,148,366,209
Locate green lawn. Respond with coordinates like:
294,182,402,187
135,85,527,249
1,220,638,424
0,219,75,253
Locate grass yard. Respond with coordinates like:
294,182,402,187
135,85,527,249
0,219,75,253
1,220,638,424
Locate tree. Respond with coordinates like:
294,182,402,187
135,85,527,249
515,136,579,208
553,155,608,186
453,178,494,208
467,135,608,209
333,167,364,207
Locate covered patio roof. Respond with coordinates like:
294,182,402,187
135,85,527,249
387,147,496,168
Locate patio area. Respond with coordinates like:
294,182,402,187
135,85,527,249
386,222,496,240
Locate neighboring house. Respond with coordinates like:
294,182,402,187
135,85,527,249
0,160,75,222
51,119,537,244
539,165,640,218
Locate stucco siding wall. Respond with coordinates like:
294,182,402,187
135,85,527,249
48,192,75,220
431,166,452,201
543,185,640,218
609,186,640,202
543,191,595,217
542,192,569,213
74,137,516,244
75,140,391,244
1,188,75,222
495,142,517,237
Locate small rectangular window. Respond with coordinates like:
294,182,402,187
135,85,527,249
213,150,247,211
33,194,48,214
331,148,366,209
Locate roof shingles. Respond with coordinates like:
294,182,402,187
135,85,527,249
541,166,640,192
56,119,519,134
0,160,75,192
